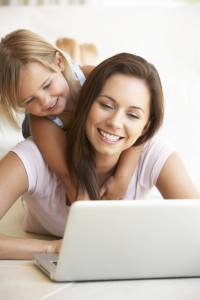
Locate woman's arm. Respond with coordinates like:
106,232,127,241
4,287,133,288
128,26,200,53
156,152,200,199
0,152,28,218
0,151,62,259
0,234,62,260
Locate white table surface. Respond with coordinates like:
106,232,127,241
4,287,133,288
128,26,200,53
1,259,200,300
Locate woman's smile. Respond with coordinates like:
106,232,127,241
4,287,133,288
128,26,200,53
97,128,123,144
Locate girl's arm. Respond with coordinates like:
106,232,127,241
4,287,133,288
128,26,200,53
100,146,142,200
28,66,95,203
29,114,67,179
0,151,62,260
29,115,89,203
156,152,200,199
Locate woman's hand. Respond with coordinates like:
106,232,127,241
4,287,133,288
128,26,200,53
62,177,91,204
46,239,63,254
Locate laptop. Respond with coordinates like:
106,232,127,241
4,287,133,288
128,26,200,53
33,200,200,282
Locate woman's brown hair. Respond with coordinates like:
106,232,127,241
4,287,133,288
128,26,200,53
67,52,164,200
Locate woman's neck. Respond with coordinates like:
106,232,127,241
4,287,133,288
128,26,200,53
95,154,119,188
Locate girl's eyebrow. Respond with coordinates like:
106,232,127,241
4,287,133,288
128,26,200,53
99,94,145,114
39,76,51,89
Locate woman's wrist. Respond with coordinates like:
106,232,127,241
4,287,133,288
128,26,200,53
0,234,59,260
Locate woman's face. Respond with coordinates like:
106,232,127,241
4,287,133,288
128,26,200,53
18,54,69,117
86,73,151,158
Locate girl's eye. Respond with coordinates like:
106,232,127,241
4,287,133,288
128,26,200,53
26,98,34,105
44,82,51,89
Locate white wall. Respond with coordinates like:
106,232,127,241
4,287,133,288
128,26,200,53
0,4,199,192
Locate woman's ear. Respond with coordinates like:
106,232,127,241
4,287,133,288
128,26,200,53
55,51,65,71
141,120,151,136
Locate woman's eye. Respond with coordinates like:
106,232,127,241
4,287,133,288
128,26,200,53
128,113,139,119
100,102,113,110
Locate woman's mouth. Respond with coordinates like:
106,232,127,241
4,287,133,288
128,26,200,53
48,98,59,111
98,129,122,142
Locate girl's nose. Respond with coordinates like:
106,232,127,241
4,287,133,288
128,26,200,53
107,111,124,129
39,94,51,108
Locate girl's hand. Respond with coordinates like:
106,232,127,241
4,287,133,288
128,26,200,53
100,175,128,200
61,176,90,204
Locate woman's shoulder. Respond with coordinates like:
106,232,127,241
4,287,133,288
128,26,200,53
143,134,175,158
129,135,176,193
11,138,58,193
139,134,175,183
12,137,39,154
11,137,47,170
139,134,176,176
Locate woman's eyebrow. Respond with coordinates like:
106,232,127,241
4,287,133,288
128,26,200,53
99,95,116,103
130,105,144,114
99,94,144,114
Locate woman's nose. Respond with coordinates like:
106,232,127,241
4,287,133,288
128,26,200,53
107,111,124,129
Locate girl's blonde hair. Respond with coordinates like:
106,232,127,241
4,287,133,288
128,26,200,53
0,29,78,127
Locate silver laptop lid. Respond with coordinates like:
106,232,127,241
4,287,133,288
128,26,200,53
52,200,200,281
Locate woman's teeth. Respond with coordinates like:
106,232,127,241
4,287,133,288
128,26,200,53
99,129,121,142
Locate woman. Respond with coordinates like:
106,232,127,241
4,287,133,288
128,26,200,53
0,53,199,260
67,52,200,200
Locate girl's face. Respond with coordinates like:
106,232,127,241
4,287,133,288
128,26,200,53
19,54,69,117
86,74,151,159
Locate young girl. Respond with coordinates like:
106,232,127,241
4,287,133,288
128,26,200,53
0,29,142,203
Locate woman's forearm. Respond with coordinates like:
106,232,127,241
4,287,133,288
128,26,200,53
0,234,61,260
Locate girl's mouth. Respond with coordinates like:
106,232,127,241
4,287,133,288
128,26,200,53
48,98,59,111
98,128,122,142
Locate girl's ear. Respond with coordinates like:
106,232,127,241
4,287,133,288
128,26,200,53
55,51,65,71
141,120,151,136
